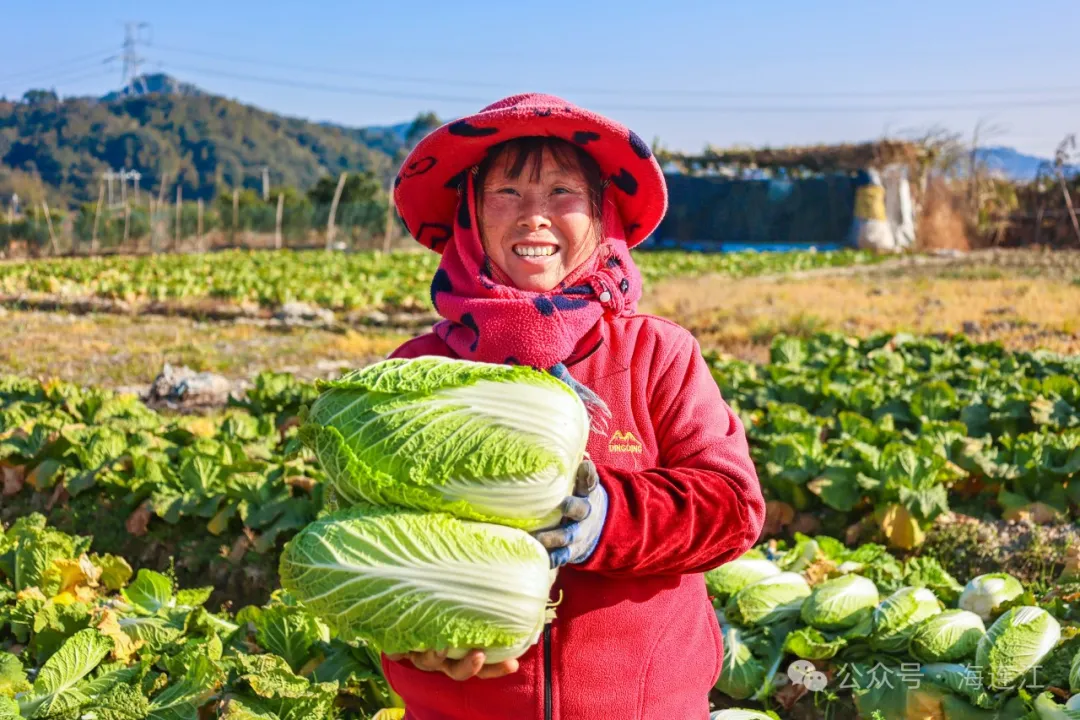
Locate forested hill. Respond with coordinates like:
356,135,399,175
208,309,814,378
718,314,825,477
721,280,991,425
0,74,441,207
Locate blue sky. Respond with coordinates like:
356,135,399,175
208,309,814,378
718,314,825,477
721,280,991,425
2,0,1078,157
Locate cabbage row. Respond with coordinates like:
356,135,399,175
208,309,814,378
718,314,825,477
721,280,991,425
0,248,877,311
0,514,403,719
710,332,1080,548
709,534,1080,719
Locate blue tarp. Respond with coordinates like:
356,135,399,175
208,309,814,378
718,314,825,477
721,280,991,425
650,172,857,251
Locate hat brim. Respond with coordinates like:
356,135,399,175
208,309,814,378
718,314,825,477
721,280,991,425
393,94,668,253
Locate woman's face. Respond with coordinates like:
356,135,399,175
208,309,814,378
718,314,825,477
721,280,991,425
478,148,598,293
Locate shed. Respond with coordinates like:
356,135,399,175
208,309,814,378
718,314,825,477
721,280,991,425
648,141,927,252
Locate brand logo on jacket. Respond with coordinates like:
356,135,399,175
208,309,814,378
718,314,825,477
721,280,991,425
608,430,643,454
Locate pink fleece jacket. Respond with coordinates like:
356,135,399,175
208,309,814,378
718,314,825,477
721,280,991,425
379,312,766,720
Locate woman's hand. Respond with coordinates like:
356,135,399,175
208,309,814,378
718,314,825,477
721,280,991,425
385,650,519,681
532,457,608,568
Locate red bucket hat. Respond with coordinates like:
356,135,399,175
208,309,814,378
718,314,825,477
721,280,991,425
392,93,668,252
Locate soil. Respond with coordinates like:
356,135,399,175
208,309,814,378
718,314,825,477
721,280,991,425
918,512,1080,588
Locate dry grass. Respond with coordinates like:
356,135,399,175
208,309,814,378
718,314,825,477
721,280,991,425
658,272,1080,359
0,310,411,389
916,178,971,252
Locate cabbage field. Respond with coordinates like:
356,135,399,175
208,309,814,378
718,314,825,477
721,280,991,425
0,517,399,718
714,333,1080,547
0,248,879,312
3,247,1080,719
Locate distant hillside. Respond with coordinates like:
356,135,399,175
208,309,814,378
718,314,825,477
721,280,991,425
0,75,441,207
976,146,1077,181
2,72,1070,209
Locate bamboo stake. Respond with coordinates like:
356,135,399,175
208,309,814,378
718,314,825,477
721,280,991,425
175,186,183,251
381,182,395,254
41,201,59,255
154,175,170,254
91,180,105,254
275,192,284,250
326,172,347,251
148,198,155,253
232,189,239,248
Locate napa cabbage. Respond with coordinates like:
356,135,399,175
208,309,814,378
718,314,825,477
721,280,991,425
800,574,879,631
725,572,810,626
1033,691,1080,719
300,357,590,531
958,573,1024,621
715,625,766,700
870,587,942,653
279,505,555,663
909,609,986,663
918,663,997,709
976,606,1060,690
783,626,848,660
705,558,782,604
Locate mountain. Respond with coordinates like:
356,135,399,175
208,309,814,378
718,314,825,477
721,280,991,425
976,146,1075,182
323,114,441,159
0,75,441,207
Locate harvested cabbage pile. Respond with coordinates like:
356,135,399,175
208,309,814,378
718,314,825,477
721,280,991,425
281,357,591,663
710,535,1079,719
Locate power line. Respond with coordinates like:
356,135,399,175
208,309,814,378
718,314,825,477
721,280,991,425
0,48,119,83
162,63,490,104
9,39,1076,115
0,67,116,95
159,62,1080,114
152,43,516,92
592,97,1080,114
49,69,118,87
151,41,1080,101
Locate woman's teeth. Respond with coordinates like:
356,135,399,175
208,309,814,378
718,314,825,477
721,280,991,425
514,246,557,257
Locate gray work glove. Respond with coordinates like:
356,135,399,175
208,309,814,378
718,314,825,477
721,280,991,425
531,457,608,569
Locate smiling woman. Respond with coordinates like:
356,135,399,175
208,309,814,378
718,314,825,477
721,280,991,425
383,93,765,720
474,137,605,292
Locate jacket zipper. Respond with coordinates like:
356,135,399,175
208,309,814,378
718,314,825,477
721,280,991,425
565,337,604,368
543,624,553,720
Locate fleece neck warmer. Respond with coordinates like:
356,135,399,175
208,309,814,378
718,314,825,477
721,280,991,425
427,173,642,414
